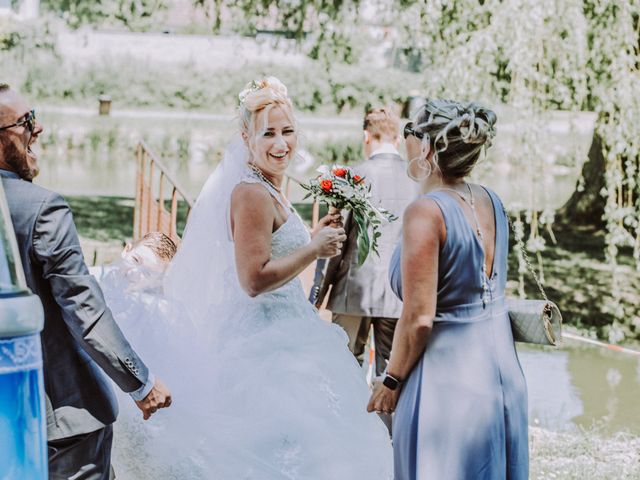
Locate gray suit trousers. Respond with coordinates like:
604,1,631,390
333,313,396,376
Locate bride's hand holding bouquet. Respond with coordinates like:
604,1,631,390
310,211,346,259
311,209,343,236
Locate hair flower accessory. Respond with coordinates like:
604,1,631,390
238,79,270,105
302,165,398,266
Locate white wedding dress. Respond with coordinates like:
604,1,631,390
107,143,393,479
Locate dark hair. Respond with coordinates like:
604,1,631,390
138,232,178,262
413,99,497,179
0,84,10,93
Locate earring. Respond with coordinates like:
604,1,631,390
407,156,432,182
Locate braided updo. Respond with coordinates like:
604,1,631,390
413,99,497,179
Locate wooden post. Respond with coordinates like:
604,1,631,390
133,141,195,243
170,188,178,240
147,161,154,234
158,172,165,232
134,144,144,240
312,200,320,229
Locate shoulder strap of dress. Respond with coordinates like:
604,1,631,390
424,190,455,219
480,186,507,226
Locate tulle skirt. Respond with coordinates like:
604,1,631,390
108,280,393,479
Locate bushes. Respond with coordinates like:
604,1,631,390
10,51,422,114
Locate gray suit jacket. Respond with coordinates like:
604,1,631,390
314,153,418,318
1,170,150,440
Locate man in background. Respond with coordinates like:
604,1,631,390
312,106,417,376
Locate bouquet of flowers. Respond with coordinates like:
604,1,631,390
302,165,398,266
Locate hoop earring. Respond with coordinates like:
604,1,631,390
407,156,432,182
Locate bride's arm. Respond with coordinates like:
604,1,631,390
231,184,346,297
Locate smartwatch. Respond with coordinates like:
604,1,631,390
382,373,403,391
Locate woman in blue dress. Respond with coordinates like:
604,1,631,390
367,99,529,479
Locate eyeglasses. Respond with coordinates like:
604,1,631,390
403,121,424,140
0,110,36,133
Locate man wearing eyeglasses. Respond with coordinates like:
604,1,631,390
0,104,40,180
0,84,172,480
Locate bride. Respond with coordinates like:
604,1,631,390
110,77,393,479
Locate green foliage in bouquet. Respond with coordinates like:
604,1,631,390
302,165,397,266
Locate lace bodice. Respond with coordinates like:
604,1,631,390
270,213,311,259
240,169,311,261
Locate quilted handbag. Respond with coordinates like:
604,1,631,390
506,214,562,346
508,298,562,346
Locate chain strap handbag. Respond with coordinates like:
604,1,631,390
506,214,563,346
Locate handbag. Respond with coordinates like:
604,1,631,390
506,213,562,346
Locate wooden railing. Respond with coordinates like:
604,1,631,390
134,141,194,243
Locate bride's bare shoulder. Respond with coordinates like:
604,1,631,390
231,182,273,212
232,181,270,200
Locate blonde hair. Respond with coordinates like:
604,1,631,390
136,232,177,262
363,106,400,142
413,99,497,179
238,77,296,142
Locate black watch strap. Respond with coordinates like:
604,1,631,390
382,373,402,391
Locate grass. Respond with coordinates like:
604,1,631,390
67,196,135,243
530,427,640,479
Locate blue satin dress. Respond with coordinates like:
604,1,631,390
389,188,529,480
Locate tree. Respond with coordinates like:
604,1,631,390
558,133,606,229
40,0,166,30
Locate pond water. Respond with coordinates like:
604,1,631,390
519,342,640,436
31,107,637,437
32,107,594,211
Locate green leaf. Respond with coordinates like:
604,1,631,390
354,214,372,266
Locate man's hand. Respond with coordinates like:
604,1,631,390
135,378,172,420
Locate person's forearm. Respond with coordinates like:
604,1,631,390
244,243,318,297
385,313,433,381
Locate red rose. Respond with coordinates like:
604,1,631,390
320,179,333,192
353,175,363,183
333,168,347,177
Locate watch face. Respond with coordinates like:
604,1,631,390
383,375,398,391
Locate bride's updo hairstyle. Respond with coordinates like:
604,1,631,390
413,99,497,179
238,76,297,143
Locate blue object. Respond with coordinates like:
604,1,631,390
389,188,529,479
0,181,47,480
